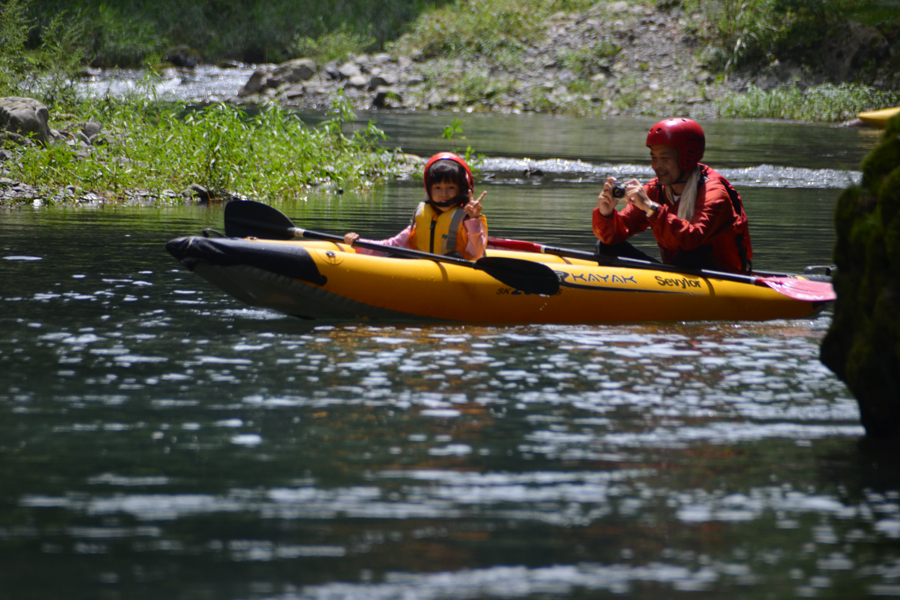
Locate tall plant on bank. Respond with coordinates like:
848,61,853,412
0,0,86,107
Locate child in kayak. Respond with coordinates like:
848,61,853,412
343,152,488,260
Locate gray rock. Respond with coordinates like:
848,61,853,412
425,89,444,107
272,58,317,84
338,62,362,79
347,74,369,89
371,87,403,108
0,177,41,203
354,54,372,70
323,63,342,80
184,184,211,201
367,73,398,91
238,67,270,97
695,71,713,85
0,97,51,146
281,85,306,101
81,122,102,138
264,75,285,89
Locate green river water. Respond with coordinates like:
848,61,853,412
1,112,897,600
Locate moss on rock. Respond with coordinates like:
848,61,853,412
821,113,900,440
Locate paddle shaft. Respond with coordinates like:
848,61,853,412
223,202,560,295
292,226,485,268
489,237,779,287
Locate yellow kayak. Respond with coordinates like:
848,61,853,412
166,236,832,324
858,107,900,129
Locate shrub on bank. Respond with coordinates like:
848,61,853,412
689,0,899,74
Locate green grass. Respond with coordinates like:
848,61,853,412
4,91,410,205
717,83,900,121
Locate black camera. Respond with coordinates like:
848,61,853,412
610,182,626,199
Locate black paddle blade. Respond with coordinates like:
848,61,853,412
475,257,560,295
224,200,297,240
223,200,560,295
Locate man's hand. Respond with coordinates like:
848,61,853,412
623,179,658,215
597,177,620,217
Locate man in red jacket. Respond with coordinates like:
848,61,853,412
592,118,753,274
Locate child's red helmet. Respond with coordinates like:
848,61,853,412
646,118,705,173
423,152,474,200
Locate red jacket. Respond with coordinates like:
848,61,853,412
592,164,752,273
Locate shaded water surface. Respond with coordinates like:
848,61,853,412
2,115,897,600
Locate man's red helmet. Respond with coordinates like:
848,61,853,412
646,118,705,173
423,152,473,201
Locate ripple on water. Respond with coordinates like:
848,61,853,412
482,158,860,189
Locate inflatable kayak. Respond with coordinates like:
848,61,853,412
858,106,900,129
165,234,833,324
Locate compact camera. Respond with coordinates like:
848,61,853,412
610,182,626,199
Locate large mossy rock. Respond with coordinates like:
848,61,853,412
821,114,900,439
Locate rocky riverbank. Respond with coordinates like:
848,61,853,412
229,1,897,119
232,2,731,118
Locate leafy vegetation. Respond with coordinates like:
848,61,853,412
293,25,378,64
0,0,86,106
1,1,411,204
691,0,900,73
4,89,409,203
717,83,900,121
11,0,450,67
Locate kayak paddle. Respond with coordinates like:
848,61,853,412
487,237,835,303
223,200,560,296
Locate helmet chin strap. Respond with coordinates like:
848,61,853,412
429,197,464,209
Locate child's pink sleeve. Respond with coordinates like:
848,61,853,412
464,216,487,260
354,226,412,256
